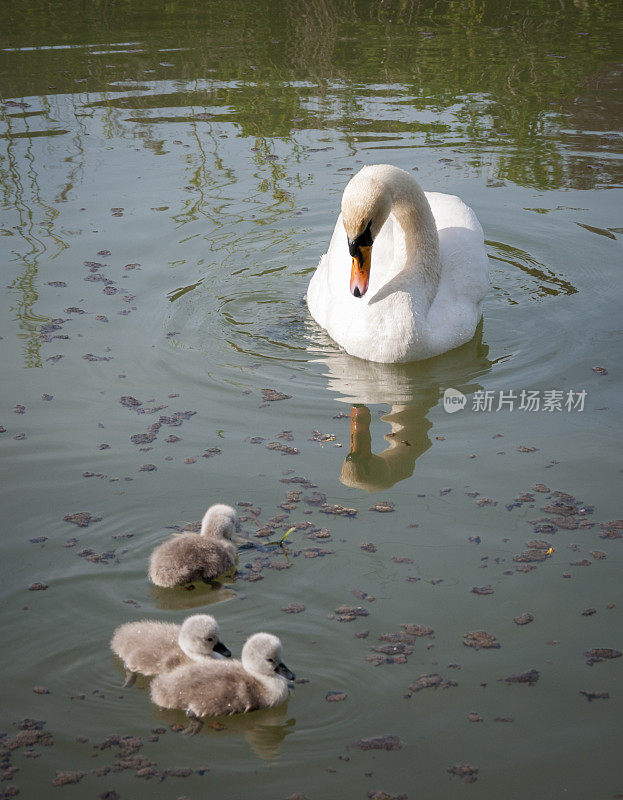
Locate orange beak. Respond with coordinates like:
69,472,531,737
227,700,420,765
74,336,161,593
350,246,372,298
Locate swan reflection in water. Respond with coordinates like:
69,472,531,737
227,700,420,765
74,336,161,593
150,576,237,612
341,400,435,492
152,702,295,760
317,323,492,492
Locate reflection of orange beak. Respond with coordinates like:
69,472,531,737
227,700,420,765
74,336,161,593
348,404,372,457
350,246,372,298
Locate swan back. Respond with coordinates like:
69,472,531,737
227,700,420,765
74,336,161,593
111,620,179,675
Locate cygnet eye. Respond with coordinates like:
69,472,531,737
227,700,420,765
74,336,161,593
206,637,214,642
267,657,275,664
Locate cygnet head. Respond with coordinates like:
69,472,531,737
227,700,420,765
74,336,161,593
241,633,295,681
178,614,231,660
200,503,238,540
341,167,392,298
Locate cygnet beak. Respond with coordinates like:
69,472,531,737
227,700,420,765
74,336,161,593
275,661,295,681
213,640,232,658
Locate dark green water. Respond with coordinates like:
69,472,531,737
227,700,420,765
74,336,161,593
1,1,622,798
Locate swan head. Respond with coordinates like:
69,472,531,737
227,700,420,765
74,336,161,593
341,168,392,298
178,614,231,660
241,633,295,681
200,503,238,540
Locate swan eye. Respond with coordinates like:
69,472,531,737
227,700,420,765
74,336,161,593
267,657,275,664
206,637,213,642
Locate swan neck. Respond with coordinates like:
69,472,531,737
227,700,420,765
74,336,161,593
187,651,213,664
254,672,288,705
383,168,441,302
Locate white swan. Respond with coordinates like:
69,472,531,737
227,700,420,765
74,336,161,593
307,164,489,363
150,632,295,719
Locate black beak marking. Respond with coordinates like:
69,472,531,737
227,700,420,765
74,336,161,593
275,661,295,681
213,640,232,658
353,286,361,298
348,220,373,256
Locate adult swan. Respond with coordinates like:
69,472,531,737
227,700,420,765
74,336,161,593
306,164,489,363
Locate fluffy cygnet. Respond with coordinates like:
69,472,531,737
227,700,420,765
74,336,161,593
111,613,231,683
150,632,295,717
148,503,238,588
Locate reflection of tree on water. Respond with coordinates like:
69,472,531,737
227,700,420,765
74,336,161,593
318,324,491,492
2,0,620,191
2,106,70,367
1,0,620,367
